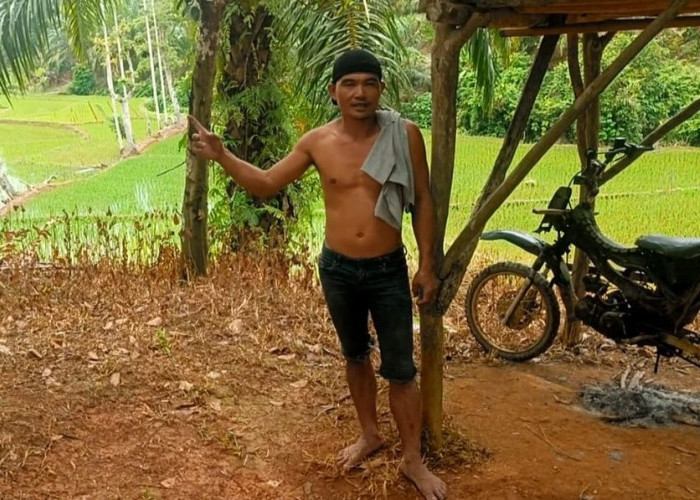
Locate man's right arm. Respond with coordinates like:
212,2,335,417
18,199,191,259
189,115,314,198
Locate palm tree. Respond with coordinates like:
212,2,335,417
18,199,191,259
279,0,410,125
0,0,121,98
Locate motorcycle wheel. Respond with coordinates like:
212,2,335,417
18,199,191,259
465,262,560,362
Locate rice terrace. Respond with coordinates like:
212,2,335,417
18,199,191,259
1,1,700,499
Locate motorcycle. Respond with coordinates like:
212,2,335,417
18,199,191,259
465,138,700,369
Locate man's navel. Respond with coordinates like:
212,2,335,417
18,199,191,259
356,232,364,238
329,178,337,184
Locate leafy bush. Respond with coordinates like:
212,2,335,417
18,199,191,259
445,35,700,147
68,64,97,95
400,92,432,128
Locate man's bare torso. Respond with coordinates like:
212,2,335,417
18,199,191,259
307,118,402,259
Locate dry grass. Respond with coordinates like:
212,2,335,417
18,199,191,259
1,247,697,497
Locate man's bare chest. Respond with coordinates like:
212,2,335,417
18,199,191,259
312,137,380,188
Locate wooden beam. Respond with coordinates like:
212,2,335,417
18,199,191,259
440,0,689,279
436,35,560,311
424,1,473,25
601,96,700,184
518,0,700,14
501,15,700,35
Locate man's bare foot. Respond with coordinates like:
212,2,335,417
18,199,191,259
400,458,447,500
337,434,383,471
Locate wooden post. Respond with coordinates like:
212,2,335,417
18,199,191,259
423,12,487,450
563,31,614,346
181,0,225,278
434,34,560,313
601,96,700,184
440,0,689,280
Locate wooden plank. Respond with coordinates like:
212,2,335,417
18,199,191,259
500,15,700,35
517,0,700,14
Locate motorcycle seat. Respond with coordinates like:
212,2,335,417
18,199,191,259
635,234,700,259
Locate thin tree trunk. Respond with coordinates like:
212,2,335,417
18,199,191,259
164,61,183,124
126,52,136,86
142,0,161,130
423,13,486,451
563,32,613,346
113,10,136,152
101,15,124,150
151,0,169,124
181,0,226,278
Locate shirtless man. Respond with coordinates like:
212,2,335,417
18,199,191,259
189,49,446,500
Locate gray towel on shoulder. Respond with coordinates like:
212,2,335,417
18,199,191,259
361,110,414,231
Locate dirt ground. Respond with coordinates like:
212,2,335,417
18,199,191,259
1,253,698,499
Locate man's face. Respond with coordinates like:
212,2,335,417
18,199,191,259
329,72,385,119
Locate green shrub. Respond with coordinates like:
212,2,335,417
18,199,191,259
68,64,97,96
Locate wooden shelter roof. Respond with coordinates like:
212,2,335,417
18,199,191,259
422,0,700,36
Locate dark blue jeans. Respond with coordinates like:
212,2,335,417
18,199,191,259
318,244,417,383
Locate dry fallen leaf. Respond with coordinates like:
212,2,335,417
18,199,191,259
269,400,284,407
179,381,194,392
115,318,128,326
278,354,296,361
0,344,11,356
160,477,176,489
42,368,52,378
290,379,308,389
103,321,114,330
146,317,163,327
28,348,43,360
88,351,99,361
266,480,282,488
110,373,121,387
228,319,243,334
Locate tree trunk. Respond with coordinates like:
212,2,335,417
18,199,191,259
142,0,161,130
219,6,293,241
563,32,612,346
101,17,124,150
113,10,136,152
181,0,225,278
420,311,444,450
423,13,486,450
151,0,169,124
164,61,183,124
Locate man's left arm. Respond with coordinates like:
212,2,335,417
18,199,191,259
406,121,438,305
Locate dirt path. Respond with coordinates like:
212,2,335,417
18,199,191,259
1,258,698,499
0,123,184,217
443,363,700,499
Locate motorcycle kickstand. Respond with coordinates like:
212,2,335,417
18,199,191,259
654,349,661,374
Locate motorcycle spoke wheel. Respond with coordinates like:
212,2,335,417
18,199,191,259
465,262,560,361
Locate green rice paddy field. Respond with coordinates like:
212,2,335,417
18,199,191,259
1,95,699,262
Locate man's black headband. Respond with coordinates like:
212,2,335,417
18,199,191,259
332,49,383,84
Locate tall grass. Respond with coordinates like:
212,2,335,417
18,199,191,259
2,95,700,265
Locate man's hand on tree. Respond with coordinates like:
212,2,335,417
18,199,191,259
189,115,224,162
